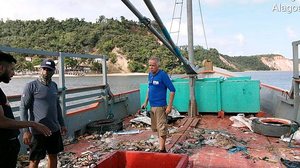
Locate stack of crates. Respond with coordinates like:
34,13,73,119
139,76,260,113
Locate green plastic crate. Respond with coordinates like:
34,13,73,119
140,81,189,112
141,77,260,113
221,80,260,113
167,81,189,112
139,83,151,111
195,78,221,112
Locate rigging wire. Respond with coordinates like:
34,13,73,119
170,0,209,50
169,0,184,45
198,0,209,50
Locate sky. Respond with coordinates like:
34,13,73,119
0,0,299,58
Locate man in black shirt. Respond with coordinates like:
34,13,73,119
0,51,52,168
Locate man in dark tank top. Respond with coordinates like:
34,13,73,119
0,51,51,168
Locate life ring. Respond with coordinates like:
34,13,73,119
252,117,299,137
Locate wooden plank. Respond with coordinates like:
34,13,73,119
177,117,194,142
166,117,194,151
190,118,200,128
179,117,188,126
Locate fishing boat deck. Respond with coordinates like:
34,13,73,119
188,115,300,168
64,114,300,168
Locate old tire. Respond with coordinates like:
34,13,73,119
86,119,123,134
252,117,298,137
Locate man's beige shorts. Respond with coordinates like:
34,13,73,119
150,106,167,137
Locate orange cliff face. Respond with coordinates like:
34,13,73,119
261,55,293,71
108,48,296,73
107,47,130,73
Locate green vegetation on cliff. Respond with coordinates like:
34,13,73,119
0,16,273,73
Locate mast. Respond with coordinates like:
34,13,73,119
187,0,197,117
122,0,198,116
122,0,197,74
187,0,194,66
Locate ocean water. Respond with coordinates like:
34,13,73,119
234,71,293,90
0,71,293,96
0,75,148,96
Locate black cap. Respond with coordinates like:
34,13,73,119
41,59,55,71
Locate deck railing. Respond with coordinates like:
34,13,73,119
8,85,106,120
0,46,109,120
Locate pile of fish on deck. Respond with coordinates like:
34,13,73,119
17,110,300,167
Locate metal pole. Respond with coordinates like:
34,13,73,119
102,55,109,118
188,75,197,117
187,0,194,66
58,52,66,119
122,0,196,74
102,55,107,86
143,0,196,74
187,0,197,117
293,41,300,122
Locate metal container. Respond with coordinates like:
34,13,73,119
221,79,260,113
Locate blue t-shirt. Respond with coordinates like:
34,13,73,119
148,70,175,107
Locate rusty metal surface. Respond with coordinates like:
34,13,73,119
17,114,300,167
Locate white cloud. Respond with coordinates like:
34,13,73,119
286,26,297,39
0,0,170,22
235,33,246,46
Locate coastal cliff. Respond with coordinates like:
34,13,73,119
110,52,294,73
260,55,293,71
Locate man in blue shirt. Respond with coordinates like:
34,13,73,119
142,56,175,153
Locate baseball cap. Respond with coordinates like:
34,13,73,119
41,59,55,71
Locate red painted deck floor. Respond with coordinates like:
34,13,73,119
65,115,300,168
189,115,300,168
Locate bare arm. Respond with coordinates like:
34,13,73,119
0,104,51,137
0,105,37,129
166,91,175,114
